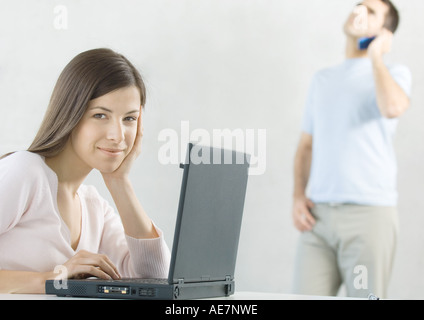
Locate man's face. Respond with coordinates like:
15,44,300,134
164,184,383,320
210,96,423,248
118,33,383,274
344,0,389,38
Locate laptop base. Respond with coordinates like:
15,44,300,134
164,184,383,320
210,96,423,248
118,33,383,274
45,278,235,300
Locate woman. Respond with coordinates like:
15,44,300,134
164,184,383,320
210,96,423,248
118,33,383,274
0,48,170,294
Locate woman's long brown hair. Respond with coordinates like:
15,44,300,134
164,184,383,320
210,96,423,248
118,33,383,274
1,48,145,159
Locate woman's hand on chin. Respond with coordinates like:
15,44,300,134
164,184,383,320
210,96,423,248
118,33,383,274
101,112,143,185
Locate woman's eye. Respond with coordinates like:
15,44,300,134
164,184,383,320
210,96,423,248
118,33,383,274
93,113,106,119
124,116,137,122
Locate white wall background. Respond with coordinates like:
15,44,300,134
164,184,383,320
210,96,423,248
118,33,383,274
0,0,423,299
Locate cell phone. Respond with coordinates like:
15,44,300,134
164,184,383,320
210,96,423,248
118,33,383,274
358,36,376,50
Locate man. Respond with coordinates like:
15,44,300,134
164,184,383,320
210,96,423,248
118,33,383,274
291,0,411,298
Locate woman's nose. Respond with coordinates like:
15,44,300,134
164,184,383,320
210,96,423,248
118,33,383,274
106,120,125,143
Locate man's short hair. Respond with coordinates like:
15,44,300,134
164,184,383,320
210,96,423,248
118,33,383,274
381,0,400,33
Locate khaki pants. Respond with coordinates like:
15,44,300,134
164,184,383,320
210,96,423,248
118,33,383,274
292,203,398,299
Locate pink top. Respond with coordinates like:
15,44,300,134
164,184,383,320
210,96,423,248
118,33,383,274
0,151,170,278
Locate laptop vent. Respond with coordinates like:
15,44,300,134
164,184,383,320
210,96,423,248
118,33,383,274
139,288,156,297
69,285,87,296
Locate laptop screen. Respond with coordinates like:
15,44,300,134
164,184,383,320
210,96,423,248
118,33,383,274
168,143,250,284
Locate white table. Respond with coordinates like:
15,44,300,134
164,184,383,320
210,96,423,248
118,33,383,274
0,291,364,300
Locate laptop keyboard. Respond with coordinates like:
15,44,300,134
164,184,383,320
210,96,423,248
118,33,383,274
117,278,169,284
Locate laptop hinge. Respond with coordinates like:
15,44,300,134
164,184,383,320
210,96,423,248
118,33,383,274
225,276,233,296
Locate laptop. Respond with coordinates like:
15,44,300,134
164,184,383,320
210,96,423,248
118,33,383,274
45,143,250,299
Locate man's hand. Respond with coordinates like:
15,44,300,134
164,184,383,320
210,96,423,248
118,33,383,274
292,195,316,232
368,28,393,60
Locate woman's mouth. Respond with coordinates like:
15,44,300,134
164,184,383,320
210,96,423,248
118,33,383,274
97,147,125,157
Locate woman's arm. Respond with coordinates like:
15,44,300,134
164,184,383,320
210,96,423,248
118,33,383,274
0,270,55,294
99,111,170,277
101,112,159,239
0,251,120,294
104,177,158,239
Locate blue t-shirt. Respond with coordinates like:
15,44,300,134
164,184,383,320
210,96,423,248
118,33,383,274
302,58,412,206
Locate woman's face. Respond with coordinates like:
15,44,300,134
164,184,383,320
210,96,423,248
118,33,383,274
70,86,141,173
